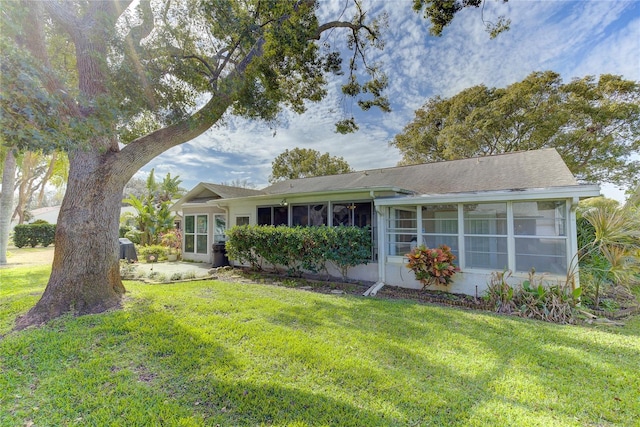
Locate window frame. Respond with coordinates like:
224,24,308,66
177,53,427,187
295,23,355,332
235,215,250,226
257,205,289,226
291,203,328,226
184,214,209,255
387,207,417,256
385,200,570,275
512,201,568,274
421,204,459,259
213,214,227,243
463,202,508,271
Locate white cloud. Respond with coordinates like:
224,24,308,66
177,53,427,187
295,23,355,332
142,0,639,200
572,15,640,80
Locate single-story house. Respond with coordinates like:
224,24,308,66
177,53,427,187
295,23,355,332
171,148,601,295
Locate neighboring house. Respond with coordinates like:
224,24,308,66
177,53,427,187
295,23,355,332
171,149,600,295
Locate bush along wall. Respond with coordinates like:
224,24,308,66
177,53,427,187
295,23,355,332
226,225,372,280
13,223,56,248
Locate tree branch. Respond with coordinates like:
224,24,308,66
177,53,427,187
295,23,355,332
314,21,374,39
110,89,234,183
125,0,153,47
41,1,80,36
22,1,80,118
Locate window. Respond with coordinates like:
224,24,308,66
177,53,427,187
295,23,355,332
236,216,250,226
513,201,567,274
385,200,569,275
422,204,459,258
292,204,327,226
387,207,417,256
213,214,226,243
332,202,372,227
333,202,375,260
257,206,288,226
463,203,508,270
184,214,208,254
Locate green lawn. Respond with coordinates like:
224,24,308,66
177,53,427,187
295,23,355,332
1,266,639,426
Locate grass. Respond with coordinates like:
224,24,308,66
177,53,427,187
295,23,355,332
1,266,639,426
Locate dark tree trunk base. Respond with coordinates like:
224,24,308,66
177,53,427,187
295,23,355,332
15,287,124,331
15,265,126,330
14,150,128,331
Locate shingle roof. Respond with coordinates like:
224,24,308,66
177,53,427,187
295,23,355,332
197,183,263,199
173,149,582,211
263,149,578,196
171,182,263,210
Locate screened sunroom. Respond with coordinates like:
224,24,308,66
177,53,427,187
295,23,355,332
375,185,600,295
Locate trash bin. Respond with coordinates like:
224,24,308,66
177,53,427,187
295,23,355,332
118,238,138,262
212,242,229,267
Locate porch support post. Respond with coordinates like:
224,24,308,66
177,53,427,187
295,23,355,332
568,197,581,290
376,204,387,284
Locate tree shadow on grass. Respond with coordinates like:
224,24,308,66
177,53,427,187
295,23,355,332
3,283,638,426
116,296,401,426
2,294,398,426
264,294,640,425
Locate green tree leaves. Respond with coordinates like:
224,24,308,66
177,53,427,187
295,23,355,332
392,71,640,187
269,148,354,183
122,169,184,245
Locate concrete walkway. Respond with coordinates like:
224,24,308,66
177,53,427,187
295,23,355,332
132,261,214,278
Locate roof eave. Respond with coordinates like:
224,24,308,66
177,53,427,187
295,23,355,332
374,184,602,206
209,186,414,206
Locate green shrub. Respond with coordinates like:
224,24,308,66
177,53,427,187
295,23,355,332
518,273,581,324
226,225,372,279
138,245,167,262
119,225,134,238
124,229,142,245
119,260,139,279
13,223,56,248
324,226,373,280
225,225,262,270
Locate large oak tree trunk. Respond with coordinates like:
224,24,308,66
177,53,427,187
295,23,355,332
15,150,126,329
13,0,237,329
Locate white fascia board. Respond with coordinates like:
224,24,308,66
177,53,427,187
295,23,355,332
170,182,213,211
373,185,601,206
207,186,412,206
176,202,214,209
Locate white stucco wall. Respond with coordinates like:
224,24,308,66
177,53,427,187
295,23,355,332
382,258,568,297
177,184,599,297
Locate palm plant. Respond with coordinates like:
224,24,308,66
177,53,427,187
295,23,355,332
122,194,154,246
578,197,640,307
122,169,183,246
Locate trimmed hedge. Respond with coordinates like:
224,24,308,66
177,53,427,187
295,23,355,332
13,223,56,248
226,225,372,279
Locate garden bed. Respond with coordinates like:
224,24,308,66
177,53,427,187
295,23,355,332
224,267,639,324
376,286,492,311
581,284,640,320
121,264,640,324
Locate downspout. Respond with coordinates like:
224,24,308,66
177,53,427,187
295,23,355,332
213,203,229,219
364,197,386,296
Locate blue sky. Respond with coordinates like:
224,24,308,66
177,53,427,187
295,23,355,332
141,0,640,202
